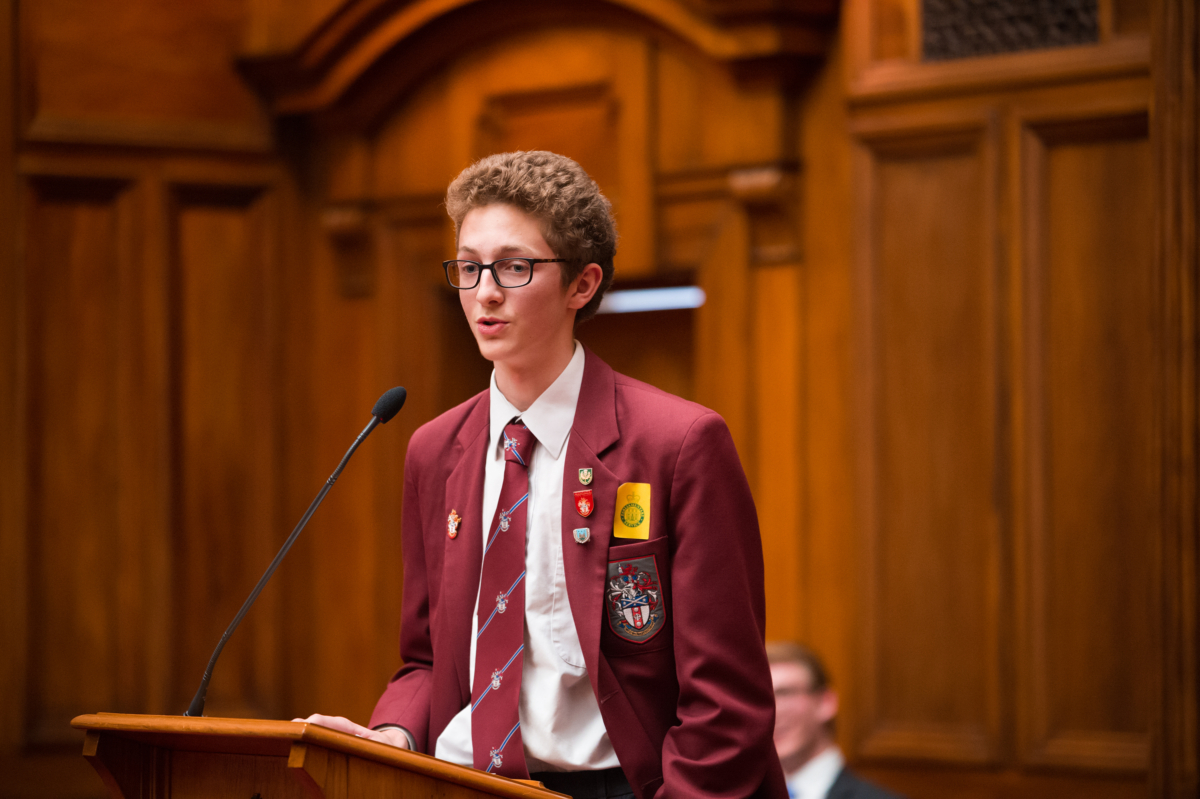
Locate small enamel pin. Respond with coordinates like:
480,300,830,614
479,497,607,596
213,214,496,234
447,509,461,539
578,468,593,486
574,489,594,518
573,527,591,544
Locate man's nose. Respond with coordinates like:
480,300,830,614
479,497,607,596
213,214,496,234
475,267,504,302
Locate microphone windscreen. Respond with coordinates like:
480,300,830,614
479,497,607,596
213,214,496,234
372,387,407,423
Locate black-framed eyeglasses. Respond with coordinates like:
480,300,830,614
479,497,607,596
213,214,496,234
443,258,566,289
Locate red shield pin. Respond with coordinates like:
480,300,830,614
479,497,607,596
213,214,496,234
574,489,594,518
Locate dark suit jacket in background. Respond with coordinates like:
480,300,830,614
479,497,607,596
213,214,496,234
828,767,905,799
369,348,787,799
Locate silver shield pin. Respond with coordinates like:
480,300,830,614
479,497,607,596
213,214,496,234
573,527,591,544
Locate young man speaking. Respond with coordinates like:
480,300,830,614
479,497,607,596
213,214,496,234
300,151,785,799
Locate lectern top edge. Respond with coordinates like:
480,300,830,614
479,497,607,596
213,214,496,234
72,713,569,799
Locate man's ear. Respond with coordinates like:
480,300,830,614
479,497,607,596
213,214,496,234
817,689,839,727
567,263,605,311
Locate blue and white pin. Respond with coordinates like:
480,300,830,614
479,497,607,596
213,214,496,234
573,527,591,544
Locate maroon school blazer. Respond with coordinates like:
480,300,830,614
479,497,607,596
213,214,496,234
370,348,786,799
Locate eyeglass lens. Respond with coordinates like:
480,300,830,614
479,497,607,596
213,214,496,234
446,259,533,288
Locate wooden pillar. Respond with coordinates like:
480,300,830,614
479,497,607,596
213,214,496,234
1153,0,1200,795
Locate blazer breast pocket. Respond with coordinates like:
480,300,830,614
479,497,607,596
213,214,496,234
601,536,672,657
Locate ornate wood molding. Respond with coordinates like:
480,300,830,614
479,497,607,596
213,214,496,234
240,0,837,126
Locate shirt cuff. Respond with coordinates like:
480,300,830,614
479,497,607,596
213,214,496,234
371,724,416,750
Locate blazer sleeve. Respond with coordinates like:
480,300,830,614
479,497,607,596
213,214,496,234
656,412,785,798
368,444,434,751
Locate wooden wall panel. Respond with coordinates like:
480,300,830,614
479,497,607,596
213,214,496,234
24,179,138,745
1016,113,1155,772
19,0,271,150
653,42,788,173
856,121,1001,764
753,264,804,641
170,186,281,718
287,200,453,723
796,30,857,730
293,215,387,724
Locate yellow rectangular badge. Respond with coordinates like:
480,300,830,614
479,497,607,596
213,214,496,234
613,482,651,539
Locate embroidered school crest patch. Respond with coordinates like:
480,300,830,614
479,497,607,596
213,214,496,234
606,555,665,643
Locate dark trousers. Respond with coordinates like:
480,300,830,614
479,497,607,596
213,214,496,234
530,767,636,799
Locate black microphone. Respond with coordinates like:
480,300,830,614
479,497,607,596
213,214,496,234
184,386,407,717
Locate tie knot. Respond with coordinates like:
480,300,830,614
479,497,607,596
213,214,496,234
502,421,534,467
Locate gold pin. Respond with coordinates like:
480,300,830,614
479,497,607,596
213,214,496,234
578,468,593,486
447,509,462,539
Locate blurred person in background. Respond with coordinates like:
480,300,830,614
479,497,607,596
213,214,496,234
769,642,903,799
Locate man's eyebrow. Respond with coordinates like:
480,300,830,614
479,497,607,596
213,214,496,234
456,244,540,257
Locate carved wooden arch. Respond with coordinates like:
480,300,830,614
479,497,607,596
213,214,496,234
242,0,837,130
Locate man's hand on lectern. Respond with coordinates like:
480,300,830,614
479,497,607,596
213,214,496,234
293,713,411,749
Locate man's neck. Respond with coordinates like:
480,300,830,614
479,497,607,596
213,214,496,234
493,338,576,411
781,737,836,777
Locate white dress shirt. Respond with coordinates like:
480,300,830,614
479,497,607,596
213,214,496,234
435,342,619,771
785,746,844,799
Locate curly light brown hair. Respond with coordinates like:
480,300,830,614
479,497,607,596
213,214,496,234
445,151,617,322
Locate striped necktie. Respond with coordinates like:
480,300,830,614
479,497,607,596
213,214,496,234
471,420,534,777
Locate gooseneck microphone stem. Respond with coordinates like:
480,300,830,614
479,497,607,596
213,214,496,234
184,385,406,718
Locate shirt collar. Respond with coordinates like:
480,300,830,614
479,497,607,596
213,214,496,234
786,745,844,799
489,341,585,460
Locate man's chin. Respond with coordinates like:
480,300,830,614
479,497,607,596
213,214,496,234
474,338,509,364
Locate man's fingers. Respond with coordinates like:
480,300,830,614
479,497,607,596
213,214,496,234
290,714,410,749
365,728,411,749
292,714,371,737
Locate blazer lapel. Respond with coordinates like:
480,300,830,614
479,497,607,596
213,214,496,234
561,348,620,698
440,398,490,707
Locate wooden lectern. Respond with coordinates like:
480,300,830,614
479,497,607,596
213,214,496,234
72,713,569,799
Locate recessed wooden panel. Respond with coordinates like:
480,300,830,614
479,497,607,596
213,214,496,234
24,178,139,745
476,85,619,198
171,186,280,718
857,125,1001,763
1017,114,1154,772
